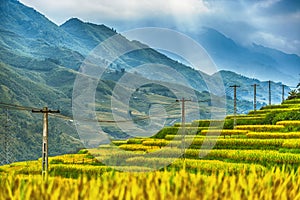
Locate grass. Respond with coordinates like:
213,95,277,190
1,98,300,199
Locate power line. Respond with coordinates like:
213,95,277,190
0,102,39,111
0,102,180,124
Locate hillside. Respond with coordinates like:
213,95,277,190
1,98,300,199
0,0,293,164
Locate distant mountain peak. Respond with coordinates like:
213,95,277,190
64,18,84,24
61,18,111,30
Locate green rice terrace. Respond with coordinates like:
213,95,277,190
1,98,300,199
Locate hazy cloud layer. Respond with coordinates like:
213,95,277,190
20,0,300,55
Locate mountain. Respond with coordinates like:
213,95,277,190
251,44,300,80
60,18,118,54
0,0,293,163
0,0,83,52
192,27,299,86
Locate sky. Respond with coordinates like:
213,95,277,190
19,0,300,56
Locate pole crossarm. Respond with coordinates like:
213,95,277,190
32,108,60,113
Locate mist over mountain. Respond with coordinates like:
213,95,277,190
192,27,299,87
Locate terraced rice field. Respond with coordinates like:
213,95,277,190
1,98,300,199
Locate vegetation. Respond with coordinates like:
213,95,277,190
2,167,300,200
1,97,300,199
287,82,300,100
1,2,300,198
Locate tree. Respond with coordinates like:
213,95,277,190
287,90,298,100
287,81,300,100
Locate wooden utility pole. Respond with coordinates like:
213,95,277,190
251,84,259,114
230,85,240,127
176,98,191,158
282,85,285,103
268,80,271,105
32,107,59,177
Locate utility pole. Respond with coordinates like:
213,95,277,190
176,98,191,159
268,80,271,105
282,85,285,103
230,85,240,127
251,84,259,114
32,107,59,178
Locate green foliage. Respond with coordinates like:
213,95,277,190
282,99,300,104
127,138,144,144
235,125,284,132
260,104,291,110
191,120,211,127
78,149,88,154
201,129,248,137
152,127,180,139
190,138,284,150
264,111,300,125
247,132,300,139
50,165,111,178
50,159,64,164
287,89,300,100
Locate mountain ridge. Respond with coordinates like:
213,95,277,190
0,0,295,164
191,27,299,86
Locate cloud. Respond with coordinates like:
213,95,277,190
20,0,210,25
19,0,300,56
252,0,281,9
